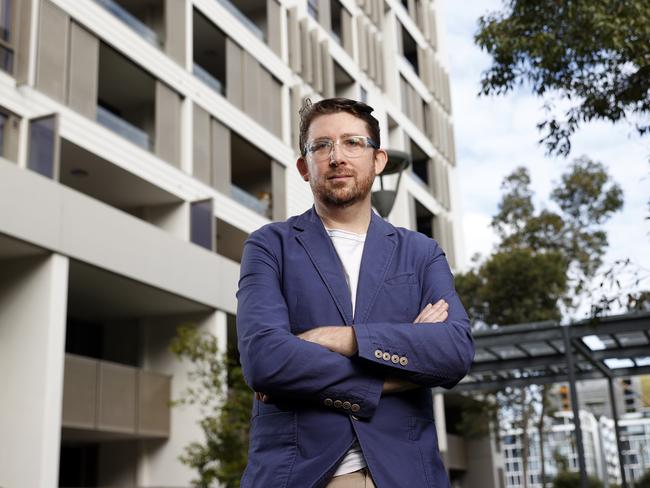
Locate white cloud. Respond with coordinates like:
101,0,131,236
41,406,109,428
444,0,650,300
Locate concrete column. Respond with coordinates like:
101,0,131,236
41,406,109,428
0,253,69,488
434,392,448,460
138,310,226,487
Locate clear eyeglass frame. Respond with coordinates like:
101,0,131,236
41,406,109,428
305,135,379,162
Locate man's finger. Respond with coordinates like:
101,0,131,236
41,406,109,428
419,306,449,323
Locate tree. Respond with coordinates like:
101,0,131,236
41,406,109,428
457,156,623,325
636,470,650,488
456,157,623,487
474,0,650,157
170,325,252,488
552,471,603,488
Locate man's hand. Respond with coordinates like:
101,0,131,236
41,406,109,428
413,299,448,324
382,299,449,394
297,326,357,356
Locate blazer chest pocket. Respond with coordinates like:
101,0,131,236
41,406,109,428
377,272,419,321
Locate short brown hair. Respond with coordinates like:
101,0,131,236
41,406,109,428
298,97,380,157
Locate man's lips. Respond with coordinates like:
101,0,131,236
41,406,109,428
327,173,354,180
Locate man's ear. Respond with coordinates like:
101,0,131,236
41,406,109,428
374,149,388,176
296,157,310,182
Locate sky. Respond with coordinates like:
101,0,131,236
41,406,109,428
442,1,650,316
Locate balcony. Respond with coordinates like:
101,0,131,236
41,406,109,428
97,43,155,152
96,104,150,151
95,0,163,48
410,140,430,188
193,62,224,95
414,199,434,239
231,132,275,219
401,24,419,75
334,61,356,99
62,354,171,438
216,0,265,42
216,218,248,263
58,138,185,232
193,9,227,96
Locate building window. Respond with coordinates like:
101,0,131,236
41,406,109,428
401,24,419,75
28,114,59,180
190,199,214,250
0,0,14,74
307,0,318,19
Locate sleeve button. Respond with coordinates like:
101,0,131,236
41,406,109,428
374,349,383,359
343,401,351,410
399,357,409,366
334,400,343,408
351,403,360,412
382,352,391,361
324,398,333,407
391,354,400,364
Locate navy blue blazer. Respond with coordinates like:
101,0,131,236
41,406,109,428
236,207,474,487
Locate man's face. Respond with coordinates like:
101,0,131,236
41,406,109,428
297,112,387,208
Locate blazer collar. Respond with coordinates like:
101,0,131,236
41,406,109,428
293,207,397,324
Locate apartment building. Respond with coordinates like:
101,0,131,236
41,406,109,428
501,411,619,488
0,0,464,486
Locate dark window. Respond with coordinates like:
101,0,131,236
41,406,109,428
0,111,6,155
190,199,214,250
307,0,318,19
28,114,58,179
59,444,99,487
401,25,419,74
0,0,13,73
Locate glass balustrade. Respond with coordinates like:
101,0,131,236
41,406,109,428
95,0,162,48
193,63,224,95
230,184,271,218
215,0,265,42
96,105,151,151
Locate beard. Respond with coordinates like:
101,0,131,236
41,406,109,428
310,168,376,208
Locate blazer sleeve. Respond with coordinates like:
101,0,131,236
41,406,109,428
352,239,475,389
236,230,384,418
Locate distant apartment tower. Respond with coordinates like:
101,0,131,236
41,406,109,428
0,0,464,487
501,411,621,488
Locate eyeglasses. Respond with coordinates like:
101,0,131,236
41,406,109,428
304,135,379,162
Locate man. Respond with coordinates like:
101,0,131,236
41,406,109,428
236,98,474,487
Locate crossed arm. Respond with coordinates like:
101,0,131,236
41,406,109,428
237,231,474,418
256,300,450,402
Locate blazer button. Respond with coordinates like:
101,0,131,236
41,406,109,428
351,404,360,413
382,352,391,361
324,398,333,407
399,357,409,366
391,354,400,364
374,349,383,359
334,400,343,408
342,401,351,410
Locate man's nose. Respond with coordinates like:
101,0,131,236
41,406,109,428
330,142,347,164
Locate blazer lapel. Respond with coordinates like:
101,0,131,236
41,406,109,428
354,211,397,324
294,208,354,325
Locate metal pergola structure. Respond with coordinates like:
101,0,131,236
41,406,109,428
450,311,650,488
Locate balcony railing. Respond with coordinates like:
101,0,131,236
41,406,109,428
95,0,162,48
62,354,171,438
231,184,271,218
97,105,151,151
193,62,224,95
215,0,265,42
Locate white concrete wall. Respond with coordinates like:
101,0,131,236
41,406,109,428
0,254,69,488
137,310,227,487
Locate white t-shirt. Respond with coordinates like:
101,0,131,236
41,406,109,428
325,227,367,477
